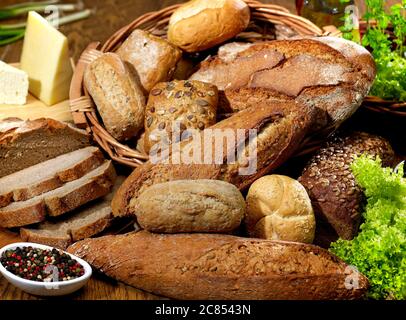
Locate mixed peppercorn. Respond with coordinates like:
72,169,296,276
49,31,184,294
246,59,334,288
1,246,85,282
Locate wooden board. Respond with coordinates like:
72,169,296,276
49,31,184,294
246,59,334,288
0,63,73,123
0,228,163,300
0,94,72,123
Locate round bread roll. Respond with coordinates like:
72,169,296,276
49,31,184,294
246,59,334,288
135,179,246,233
246,175,315,243
168,0,250,52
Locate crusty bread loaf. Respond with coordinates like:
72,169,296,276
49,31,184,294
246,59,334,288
84,53,146,141
20,177,125,249
190,37,376,127
112,100,320,217
136,180,245,233
0,161,116,228
0,118,89,178
168,0,250,52
0,147,104,208
299,132,395,241
116,29,182,92
68,231,369,300
144,80,218,154
245,175,315,243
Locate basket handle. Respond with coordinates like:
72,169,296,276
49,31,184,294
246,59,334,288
69,42,102,128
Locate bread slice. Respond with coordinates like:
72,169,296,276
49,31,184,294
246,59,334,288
0,147,105,208
0,118,89,178
0,161,116,228
20,177,125,249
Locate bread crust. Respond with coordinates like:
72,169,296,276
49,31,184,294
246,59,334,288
117,30,182,92
168,0,250,52
190,38,376,127
84,53,146,141
136,180,245,233
299,132,395,240
144,80,218,154
112,101,320,217
68,231,369,300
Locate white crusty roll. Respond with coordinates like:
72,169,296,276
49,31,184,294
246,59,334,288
245,175,316,243
168,0,250,52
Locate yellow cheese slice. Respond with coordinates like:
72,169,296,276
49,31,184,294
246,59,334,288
20,11,73,106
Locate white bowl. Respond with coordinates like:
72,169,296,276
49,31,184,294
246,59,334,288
0,242,92,297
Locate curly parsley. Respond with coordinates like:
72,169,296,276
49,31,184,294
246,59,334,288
330,155,406,300
340,0,406,102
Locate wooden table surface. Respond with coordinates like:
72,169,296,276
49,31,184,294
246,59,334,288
0,0,296,301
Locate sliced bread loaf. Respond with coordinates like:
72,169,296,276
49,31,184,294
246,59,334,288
0,147,105,208
20,177,125,249
0,118,90,178
0,161,116,228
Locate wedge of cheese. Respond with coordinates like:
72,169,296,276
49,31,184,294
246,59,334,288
20,11,73,106
0,61,29,105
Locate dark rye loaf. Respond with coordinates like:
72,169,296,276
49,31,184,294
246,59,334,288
112,100,320,217
190,37,375,128
0,118,89,178
68,231,369,300
299,132,395,241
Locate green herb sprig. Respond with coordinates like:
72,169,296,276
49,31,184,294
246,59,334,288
340,0,406,102
330,155,406,300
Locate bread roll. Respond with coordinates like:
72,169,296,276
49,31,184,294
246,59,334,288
136,180,245,233
68,231,369,300
246,175,315,243
116,30,182,92
144,80,218,154
84,53,145,141
168,0,250,52
298,131,395,241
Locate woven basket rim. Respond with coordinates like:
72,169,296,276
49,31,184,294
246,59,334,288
69,0,405,169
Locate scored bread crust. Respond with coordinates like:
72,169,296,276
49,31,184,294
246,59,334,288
0,161,116,228
190,38,376,127
0,118,90,178
299,132,395,240
68,231,369,300
168,0,250,52
112,100,320,217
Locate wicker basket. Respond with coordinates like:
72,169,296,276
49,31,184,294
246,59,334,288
69,0,393,168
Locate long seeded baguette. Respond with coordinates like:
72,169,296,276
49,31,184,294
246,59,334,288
68,231,369,300
0,147,104,208
112,100,320,217
0,161,116,228
190,37,375,127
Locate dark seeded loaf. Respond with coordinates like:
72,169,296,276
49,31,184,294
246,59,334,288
68,231,369,300
112,100,320,217
0,161,116,228
299,132,395,242
0,118,90,178
190,37,375,128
